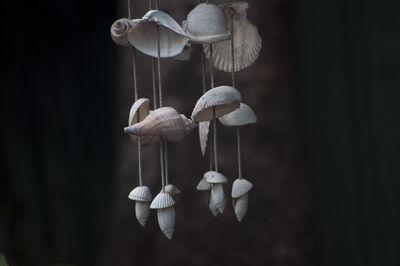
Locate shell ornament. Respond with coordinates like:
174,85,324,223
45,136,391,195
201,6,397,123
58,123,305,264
128,186,153,227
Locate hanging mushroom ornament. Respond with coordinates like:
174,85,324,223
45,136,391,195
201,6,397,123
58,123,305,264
128,186,153,227
204,171,228,214
150,192,176,240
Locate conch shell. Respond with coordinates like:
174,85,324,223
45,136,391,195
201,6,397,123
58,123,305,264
110,18,136,46
203,1,262,72
218,102,257,127
124,107,197,142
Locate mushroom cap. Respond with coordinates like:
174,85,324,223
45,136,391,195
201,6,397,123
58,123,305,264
196,178,211,191
204,171,228,184
183,3,230,44
191,86,242,122
231,178,253,198
219,102,257,127
150,192,176,209
128,186,153,202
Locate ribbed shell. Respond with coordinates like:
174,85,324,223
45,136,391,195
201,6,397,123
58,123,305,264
128,186,153,202
204,171,228,184
183,3,230,44
231,178,253,198
219,103,257,127
191,86,242,122
203,1,262,72
196,178,211,191
150,192,176,209
127,10,189,58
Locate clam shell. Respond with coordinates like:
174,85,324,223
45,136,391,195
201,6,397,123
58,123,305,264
233,193,248,222
211,184,226,213
127,10,189,58
183,3,230,44
219,103,257,127
157,207,175,240
150,192,175,209
199,121,210,156
196,178,211,191
231,178,253,198
191,86,242,122
125,107,196,142
111,18,137,46
135,201,151,227
128,186,152,202
204,171,228,184
203,1,262,72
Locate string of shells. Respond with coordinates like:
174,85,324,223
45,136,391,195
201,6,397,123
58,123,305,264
111,0,261,240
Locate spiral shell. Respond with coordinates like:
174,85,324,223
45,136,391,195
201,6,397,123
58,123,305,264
231,178,253,198
150,192,175,209
204,171,228,184
111,18,137,46
157,207,175,240
219,103,257,127
135,201,151,227
233,193,248,222
203,1,262,72
128,186,152,202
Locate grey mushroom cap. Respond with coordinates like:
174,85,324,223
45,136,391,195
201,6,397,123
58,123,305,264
204,171,228,184
219,102,257,127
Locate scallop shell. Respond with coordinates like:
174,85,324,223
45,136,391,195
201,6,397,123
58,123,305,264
128,186,152,202
199,121,210,156
111,18,137,46
231,178,253,198
203,1,262,72
157,207,175,240
196,178,211,191
233,193,248,222
211,184,226,213
183,3,230,44
135,201,151,227
127,10,189,58
219,103,257,127
204,171,228,184
124,107,197,142
128,98,160,146
150,192,175,209
191,86,242,122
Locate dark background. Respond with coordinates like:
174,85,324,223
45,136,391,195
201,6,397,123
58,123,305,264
1,0,399,266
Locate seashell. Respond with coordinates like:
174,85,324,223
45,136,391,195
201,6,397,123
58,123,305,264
128,98,160,146
150,192,175,209
191,86,242,122
211,183,226,213
196,178,211,191
111,18,137,46
203,1,262,72
128,186,152,202
209,192,219,216
199,121,210,156
204,171,228,184
233,193,248,222
183,3,230,44
172,43,193,61
231,178,253,198
157,207,175,239
135,201,151,227
219,103,257,127
124,107,197,142
163,184,181,196
127,10,189,58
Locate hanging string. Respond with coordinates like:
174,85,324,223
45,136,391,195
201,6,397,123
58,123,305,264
236,128,242,179
208,44,215,88
201,49,213,171
149,0,158,109
164,141,169,184
208,43,218,172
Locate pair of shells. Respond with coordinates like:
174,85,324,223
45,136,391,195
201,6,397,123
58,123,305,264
111,10,189,58
232,178,253,222
125,105,197,143
128,186,153,227
150,192,176,240
203,1,262,72
197,171,228,216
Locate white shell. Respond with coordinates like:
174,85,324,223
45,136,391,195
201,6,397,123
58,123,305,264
196,178,211,191
183,3,230,44
172,43,193,61
231,178,253,198
135,201,150,227
233,193,248,222
219,103,257,127
127,10,189,58
191,86,242,122
125,107,197,142
211,184,226,214
209,193,219,216
150,192,175,209
204,171,228,184
157,207,175,240
203,1,262,72
128,186,152,202
199,121,210,156
111,18,137,46
162,184,181,196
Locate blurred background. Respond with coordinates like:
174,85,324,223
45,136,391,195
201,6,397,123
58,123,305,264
1,0,399,266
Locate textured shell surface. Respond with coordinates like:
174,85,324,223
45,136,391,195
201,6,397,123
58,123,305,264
124,107,187,142
219,103,257,127
233,193,249,222
196,178,211,191
135,201,151,227
203,1,262,72
150,192,176,209
191,86,242,122
183,3,230,44
204,171,228,184
163,184,181,195
231,178,253,198
180,114,198,134
128,186,153,202
127,10,189,58
111,18,138,46
157,207,175,240
199,121,210,156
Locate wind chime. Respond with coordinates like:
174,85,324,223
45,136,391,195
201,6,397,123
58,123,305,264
111,0,261,240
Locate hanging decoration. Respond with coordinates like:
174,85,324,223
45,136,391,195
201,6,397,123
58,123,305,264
110,0,261,239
